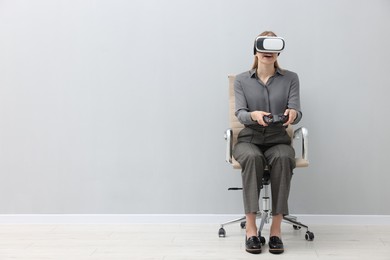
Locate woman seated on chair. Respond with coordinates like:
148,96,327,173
233,31,302,255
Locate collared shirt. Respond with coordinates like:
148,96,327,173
234,68,302,125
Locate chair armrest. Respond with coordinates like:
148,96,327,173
224,128,233,164
293,127,309,162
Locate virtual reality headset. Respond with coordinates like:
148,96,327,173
253,36,285,55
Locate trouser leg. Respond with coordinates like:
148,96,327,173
233,142,266,214
264,144,296,216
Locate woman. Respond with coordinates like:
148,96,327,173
233,31,302,254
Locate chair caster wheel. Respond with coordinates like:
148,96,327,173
257,231,266,245
218,227,226,237
240,221,246,229
259,236,266,245
305,231,314,241
293,225,301,230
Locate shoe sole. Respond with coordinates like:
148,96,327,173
246,248,262,254
269,248,284,254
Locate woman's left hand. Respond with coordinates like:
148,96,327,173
283,109,297,126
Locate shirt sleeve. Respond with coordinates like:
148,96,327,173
288,73,302,125
234,76,255,125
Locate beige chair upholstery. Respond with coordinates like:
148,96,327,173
226,74,309,169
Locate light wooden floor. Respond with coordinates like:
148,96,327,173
0,223,390,259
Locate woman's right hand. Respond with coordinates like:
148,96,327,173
250,111,271,126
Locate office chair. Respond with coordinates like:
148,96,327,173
218,75,314,243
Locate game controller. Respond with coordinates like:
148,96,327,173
263,114,289,125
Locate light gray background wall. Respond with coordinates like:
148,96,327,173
0,0,389,215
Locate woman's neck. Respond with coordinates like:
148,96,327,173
256,63,275,78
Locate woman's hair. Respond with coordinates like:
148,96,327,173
251,31,282,71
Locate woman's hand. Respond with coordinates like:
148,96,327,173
251,111,271,126
283,108,297,126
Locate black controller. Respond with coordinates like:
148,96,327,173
263,114,289,124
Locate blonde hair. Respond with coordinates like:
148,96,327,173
251,31,282,71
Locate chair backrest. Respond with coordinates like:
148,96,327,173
228,75,296,169
228,75,244,169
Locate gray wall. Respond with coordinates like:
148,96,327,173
0,0,389,215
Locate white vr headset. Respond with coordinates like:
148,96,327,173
253,36,285,54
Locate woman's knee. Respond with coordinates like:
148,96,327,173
234,143,261,160
266,145,295,165
271,144,294,157
233,143,265,166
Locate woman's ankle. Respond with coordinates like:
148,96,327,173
246,228,258,238
270,226,281,238
270,214,282,237
245,216,258,237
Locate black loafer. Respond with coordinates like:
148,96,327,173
245,236,262,254
268,236,284,254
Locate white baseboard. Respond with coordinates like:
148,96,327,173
0,214,390,225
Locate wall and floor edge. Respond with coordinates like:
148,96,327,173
0,214,389,225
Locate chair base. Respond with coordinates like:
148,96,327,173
218,211,314,242
219,173,314,241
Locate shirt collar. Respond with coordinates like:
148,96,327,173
249,68,285,78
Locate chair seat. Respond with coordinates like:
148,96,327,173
295,158,309,168
232,158,241,169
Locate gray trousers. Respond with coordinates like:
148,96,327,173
232,125,296,216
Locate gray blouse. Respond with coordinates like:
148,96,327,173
234,68,302,125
